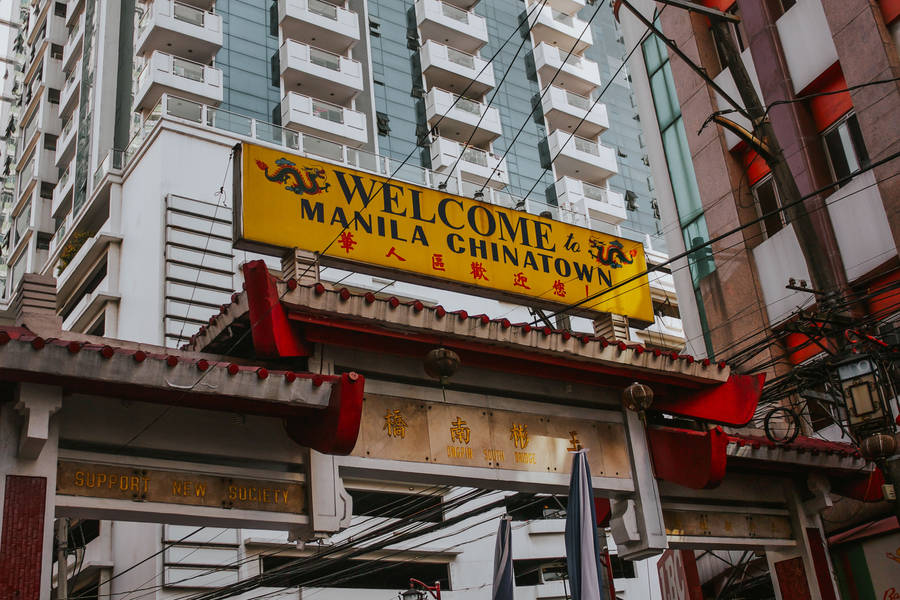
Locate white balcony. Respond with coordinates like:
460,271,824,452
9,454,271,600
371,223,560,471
776,0,839,93
279,39,364,105
55,109,78,167
711,48,763,150
62,13,84,72
430,135,509,188
280,92,367,147
415,0,488,54
527,2,592,55
541,85,608,138
547,130,617,185
425,87,501,147
555,176,626,225
133,51,223,112
826,170,898,283
752,224,816,325
135,0,223,63
279,0,360,55
52,158,75,217
420,40,495,97
533,42,599,97
59,62,81,118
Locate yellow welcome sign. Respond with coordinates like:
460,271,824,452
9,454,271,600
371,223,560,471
234,142,653,321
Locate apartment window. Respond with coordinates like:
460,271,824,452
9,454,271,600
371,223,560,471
348,489,443,522
261,556,451,589
40,181,55,199
43,134,57,152
823,113,870,186
162,526,239,589
506,494,567,520
514,559,568,586
751,176,787,238
50,44,63,60
779,0,797,12
54,2,66,17
48,88,60,103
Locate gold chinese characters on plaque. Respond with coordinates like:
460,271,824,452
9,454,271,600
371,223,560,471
56,461,306,514
351,395,631,479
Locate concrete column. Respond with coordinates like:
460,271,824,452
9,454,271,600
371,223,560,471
765,480,839,600
0,383,62,600
609,409,668,560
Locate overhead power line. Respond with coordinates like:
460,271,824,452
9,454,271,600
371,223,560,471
533,148,900,324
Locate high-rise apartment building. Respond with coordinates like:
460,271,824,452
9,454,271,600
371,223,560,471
0,0,26,294
0,0,695,597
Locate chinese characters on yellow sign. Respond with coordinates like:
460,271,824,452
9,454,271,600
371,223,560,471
352,395,631,478
235,143,654,321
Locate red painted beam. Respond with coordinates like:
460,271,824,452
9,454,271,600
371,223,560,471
242,261,310,358
833,468,885,502
284,371,365,455
651,374,765,426
647,426,728,489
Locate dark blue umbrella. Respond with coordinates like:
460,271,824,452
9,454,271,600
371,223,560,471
565,450,609,600
492,514,514,600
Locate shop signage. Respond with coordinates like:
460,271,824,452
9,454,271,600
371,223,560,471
234,143,654,321
350,394,632,478
56,461,306,514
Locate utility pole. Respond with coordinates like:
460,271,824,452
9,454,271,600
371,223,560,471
56,519,69,600
707,18,846,301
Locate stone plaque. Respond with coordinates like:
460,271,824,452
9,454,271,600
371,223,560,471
352,394,631,479
57,461,305,514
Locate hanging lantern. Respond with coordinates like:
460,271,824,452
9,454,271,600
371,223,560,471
424,348,460,384
860,432,897,460
623,381,654,412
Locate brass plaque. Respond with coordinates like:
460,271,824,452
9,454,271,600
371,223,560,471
352,394,630,479
57,461,305,514
663,510,793,540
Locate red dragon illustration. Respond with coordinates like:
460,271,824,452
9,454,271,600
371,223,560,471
588,238,635,269
255,157,329,195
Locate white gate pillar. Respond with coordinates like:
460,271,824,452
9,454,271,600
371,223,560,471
610,409,668,560
0,383,62,600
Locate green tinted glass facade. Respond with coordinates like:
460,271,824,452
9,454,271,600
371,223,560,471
582,3,664,250
643,31,715,357
215,0,282,123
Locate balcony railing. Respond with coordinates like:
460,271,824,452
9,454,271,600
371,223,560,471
311,98,344,124
441,1,469,22
309,46,342,71
447,47,476,69
558,47,582,67
565,89,590,110
308,0,337,19
573,135,599,156
551,8,574,26
173,0,206,26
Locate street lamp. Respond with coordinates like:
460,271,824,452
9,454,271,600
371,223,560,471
834,353,899,515
401,578,441,600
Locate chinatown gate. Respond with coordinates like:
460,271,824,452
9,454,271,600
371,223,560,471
0,263,884,600
0,143,884,599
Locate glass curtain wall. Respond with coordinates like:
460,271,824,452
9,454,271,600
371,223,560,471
643,30,715,357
